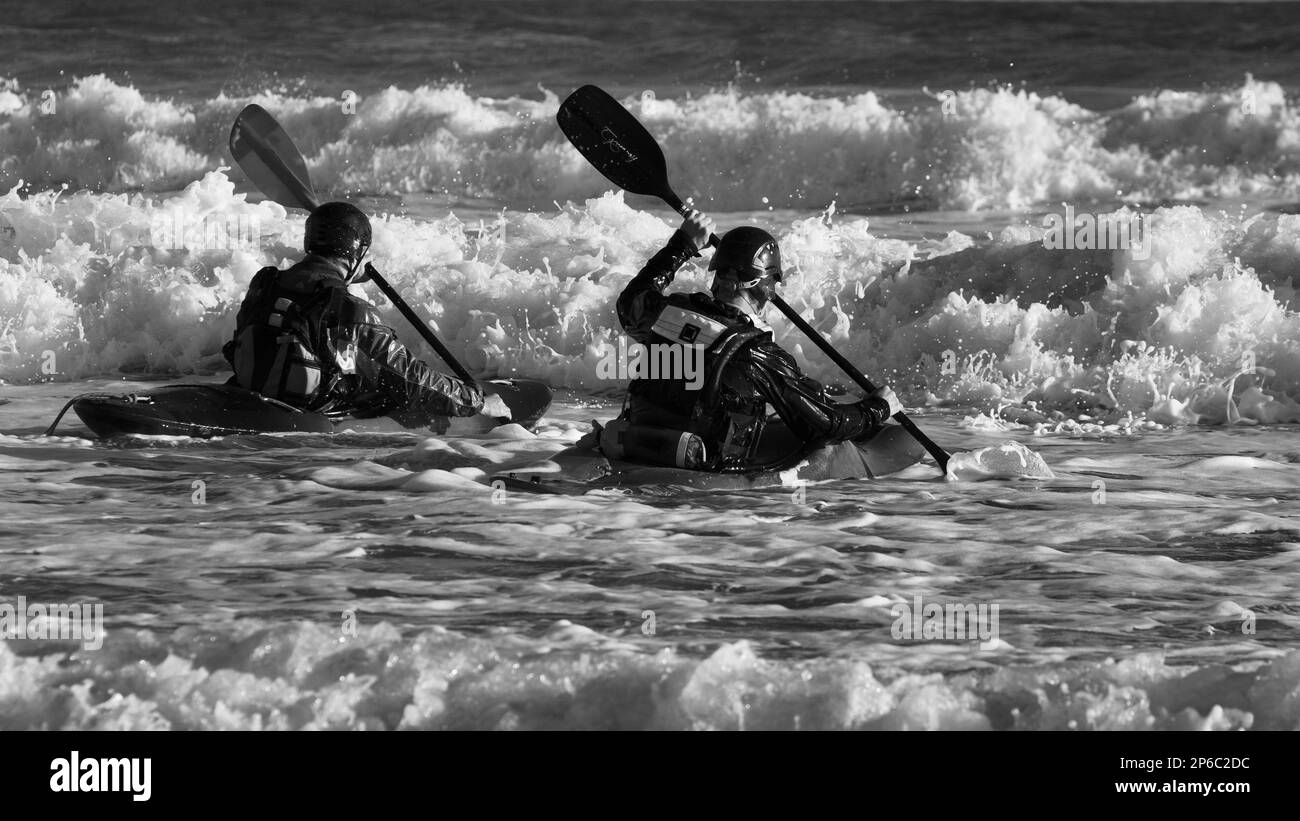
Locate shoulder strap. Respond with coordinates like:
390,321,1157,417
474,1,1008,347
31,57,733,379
650,304,735,349
693,326,767,421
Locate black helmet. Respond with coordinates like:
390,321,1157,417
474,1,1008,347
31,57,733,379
708,226,783,287
305,201,371,260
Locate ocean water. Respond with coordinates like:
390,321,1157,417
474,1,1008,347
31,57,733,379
4,1,1300,730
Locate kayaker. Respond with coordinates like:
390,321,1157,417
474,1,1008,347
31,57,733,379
222,202,504,424
608,210,903,471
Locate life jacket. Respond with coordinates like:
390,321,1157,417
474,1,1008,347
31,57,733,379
688,324,768,469
609,301,767,471
227,266,334,407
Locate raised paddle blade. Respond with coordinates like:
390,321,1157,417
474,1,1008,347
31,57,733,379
229,104,320,211
557,85,684,210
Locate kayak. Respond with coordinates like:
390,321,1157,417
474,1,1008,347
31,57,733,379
49,379,553,439
490,421,927,493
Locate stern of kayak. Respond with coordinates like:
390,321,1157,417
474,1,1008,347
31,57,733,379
58,378,554,440
67,384,335,438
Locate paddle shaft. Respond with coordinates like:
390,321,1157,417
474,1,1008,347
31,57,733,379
769,295,949,471
363,265,478,386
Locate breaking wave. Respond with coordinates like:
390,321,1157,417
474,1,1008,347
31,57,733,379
3,75,1300,211
4,170,1300,425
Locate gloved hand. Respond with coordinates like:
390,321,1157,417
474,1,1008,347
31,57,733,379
679,209,715,253
871,385,903,417
480,392,512,420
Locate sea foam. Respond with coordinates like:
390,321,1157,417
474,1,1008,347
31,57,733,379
1,622,1292,730
4,170,1300,425
3,75,1300,210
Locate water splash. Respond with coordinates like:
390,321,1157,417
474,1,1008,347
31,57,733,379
945,441,1055,482
7,171,1300,426
3,75,1300,210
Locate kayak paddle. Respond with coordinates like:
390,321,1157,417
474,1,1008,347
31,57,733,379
228,104,479,389
557,84,952,473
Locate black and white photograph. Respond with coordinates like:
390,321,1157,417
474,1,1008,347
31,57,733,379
0,0,1293,798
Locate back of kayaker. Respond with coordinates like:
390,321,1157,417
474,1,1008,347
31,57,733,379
222,202,494,426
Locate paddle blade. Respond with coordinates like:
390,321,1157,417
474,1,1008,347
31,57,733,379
427,379,554,434
557,85,682,210
229,104,319,211
482,378,553,429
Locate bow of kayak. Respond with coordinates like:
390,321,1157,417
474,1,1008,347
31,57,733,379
68,384,333,438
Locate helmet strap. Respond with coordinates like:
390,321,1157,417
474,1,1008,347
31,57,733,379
344,241,371,283
741,289,769,314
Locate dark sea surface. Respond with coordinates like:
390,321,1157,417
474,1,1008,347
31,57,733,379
5,0,1299,107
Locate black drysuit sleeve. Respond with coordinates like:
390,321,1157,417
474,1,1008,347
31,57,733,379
730,340,892,444
616,229,700,345
327,296,484,422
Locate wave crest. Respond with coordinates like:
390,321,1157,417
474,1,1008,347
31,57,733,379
3,75,1300,210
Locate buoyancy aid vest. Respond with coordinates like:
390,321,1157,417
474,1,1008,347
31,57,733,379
614,301,768,470
227,266,333,407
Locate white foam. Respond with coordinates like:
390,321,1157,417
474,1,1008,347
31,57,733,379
945,441,1056,481
4,75,1300,209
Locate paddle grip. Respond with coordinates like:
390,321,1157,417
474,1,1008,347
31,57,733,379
663,194,720,249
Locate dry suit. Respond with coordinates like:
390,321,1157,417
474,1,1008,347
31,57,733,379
613,230,891,470
222,253,482,425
